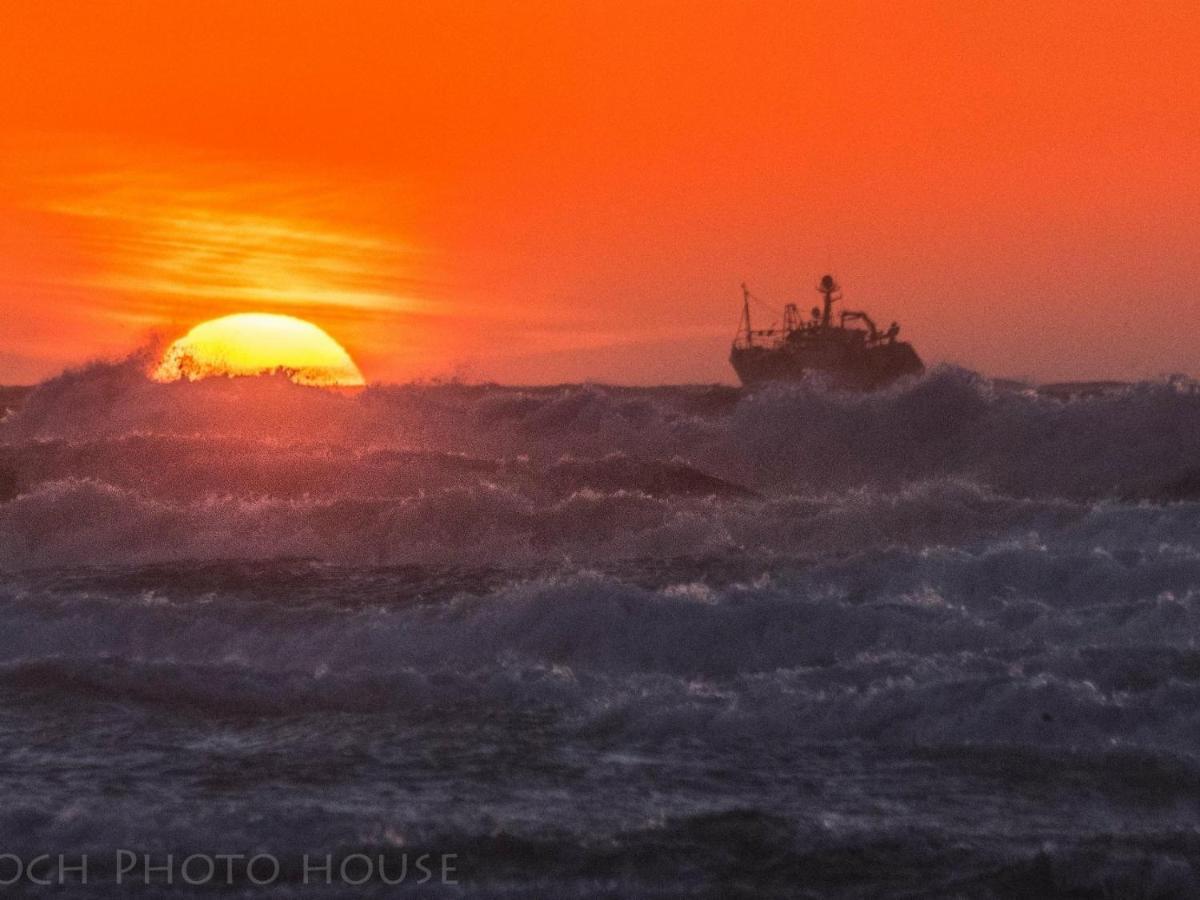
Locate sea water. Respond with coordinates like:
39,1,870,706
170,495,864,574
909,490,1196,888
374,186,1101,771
1,359,1200,896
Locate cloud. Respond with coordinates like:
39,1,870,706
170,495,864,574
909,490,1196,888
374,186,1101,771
42,159,425,321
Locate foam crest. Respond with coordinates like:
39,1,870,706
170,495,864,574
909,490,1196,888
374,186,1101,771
5,356,1200,506
1,560,1199,754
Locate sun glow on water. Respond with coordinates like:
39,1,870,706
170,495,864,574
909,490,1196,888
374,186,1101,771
153,313,365,387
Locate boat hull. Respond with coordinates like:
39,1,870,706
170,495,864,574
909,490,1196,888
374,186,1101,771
730,341,923,389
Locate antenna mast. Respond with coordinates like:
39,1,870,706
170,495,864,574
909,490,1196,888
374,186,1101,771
817,274,840,328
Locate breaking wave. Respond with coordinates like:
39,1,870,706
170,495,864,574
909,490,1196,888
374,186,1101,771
2,553,1200,752
2,355,1200,568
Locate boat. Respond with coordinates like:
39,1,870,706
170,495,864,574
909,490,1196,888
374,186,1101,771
729,274,923,388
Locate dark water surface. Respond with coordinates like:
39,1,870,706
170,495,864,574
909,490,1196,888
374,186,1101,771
2,361,1200,896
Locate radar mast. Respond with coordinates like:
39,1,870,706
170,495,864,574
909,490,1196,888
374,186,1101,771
818,274,840,328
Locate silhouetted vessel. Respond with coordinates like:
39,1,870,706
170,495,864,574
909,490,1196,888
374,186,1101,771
730,275,923,388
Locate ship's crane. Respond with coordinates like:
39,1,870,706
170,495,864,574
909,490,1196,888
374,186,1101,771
840,310,879,340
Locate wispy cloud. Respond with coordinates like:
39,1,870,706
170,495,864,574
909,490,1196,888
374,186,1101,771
38,156,425,325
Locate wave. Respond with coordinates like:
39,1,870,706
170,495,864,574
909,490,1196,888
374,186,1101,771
0,354,1199,569
1,558,1199,756
4,355,1200,496
0,475,1186,568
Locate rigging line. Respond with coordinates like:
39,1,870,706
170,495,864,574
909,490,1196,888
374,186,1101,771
732,305,748,335
744,289,778,317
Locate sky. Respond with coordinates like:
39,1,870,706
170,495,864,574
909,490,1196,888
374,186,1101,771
2,0,1198,385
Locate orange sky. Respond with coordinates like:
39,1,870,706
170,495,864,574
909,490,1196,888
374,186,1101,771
2,0,1199,385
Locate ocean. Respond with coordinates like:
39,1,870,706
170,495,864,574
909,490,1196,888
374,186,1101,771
2,358,1200,897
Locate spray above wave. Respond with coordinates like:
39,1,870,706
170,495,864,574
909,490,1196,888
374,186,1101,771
7,354,1200,487
2,354,1200,567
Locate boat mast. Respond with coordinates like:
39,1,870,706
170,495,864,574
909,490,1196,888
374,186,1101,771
740,282,753,347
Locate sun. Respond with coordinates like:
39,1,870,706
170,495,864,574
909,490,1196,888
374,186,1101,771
153,313,366,387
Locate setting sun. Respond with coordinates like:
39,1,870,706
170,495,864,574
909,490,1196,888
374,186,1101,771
153,313,365,386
